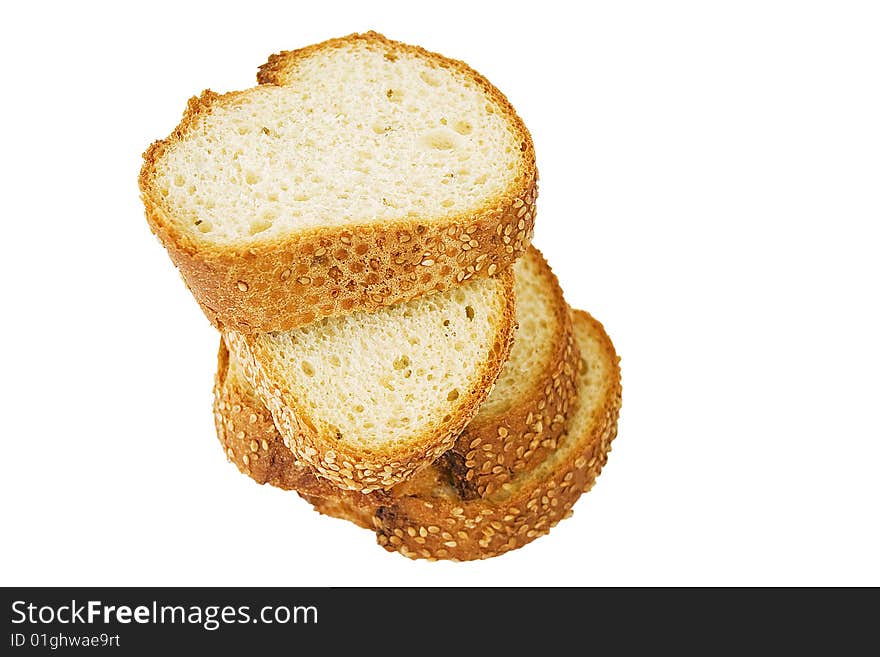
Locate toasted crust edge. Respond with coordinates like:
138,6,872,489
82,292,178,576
223,268,517,492
139,32,537,334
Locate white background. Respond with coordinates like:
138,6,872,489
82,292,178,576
2,1,878,586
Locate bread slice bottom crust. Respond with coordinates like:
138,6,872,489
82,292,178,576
214,310,621,560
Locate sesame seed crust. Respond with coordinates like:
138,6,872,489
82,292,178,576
222,266,517,491
139,32,536,334
214,309,621,560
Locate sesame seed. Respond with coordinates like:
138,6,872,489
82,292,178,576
487,263,497,276
297,276,312,285
236,281,249,292
280,268,291,280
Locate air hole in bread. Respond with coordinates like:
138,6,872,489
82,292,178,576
301,361,315,376
421,128,458,150
465,305,475,320
420,71,440,86
453,120,472,135
249,219,272,235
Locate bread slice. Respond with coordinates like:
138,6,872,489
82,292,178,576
140,31,536,333
215,309,621,560
224,270,516,491
216,246,579,498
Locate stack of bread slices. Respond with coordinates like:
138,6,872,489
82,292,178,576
140,32,621,561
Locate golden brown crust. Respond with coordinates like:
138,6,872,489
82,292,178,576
140,32,537,334
213,310,621,560
223,267,517,492
447,249,579,498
